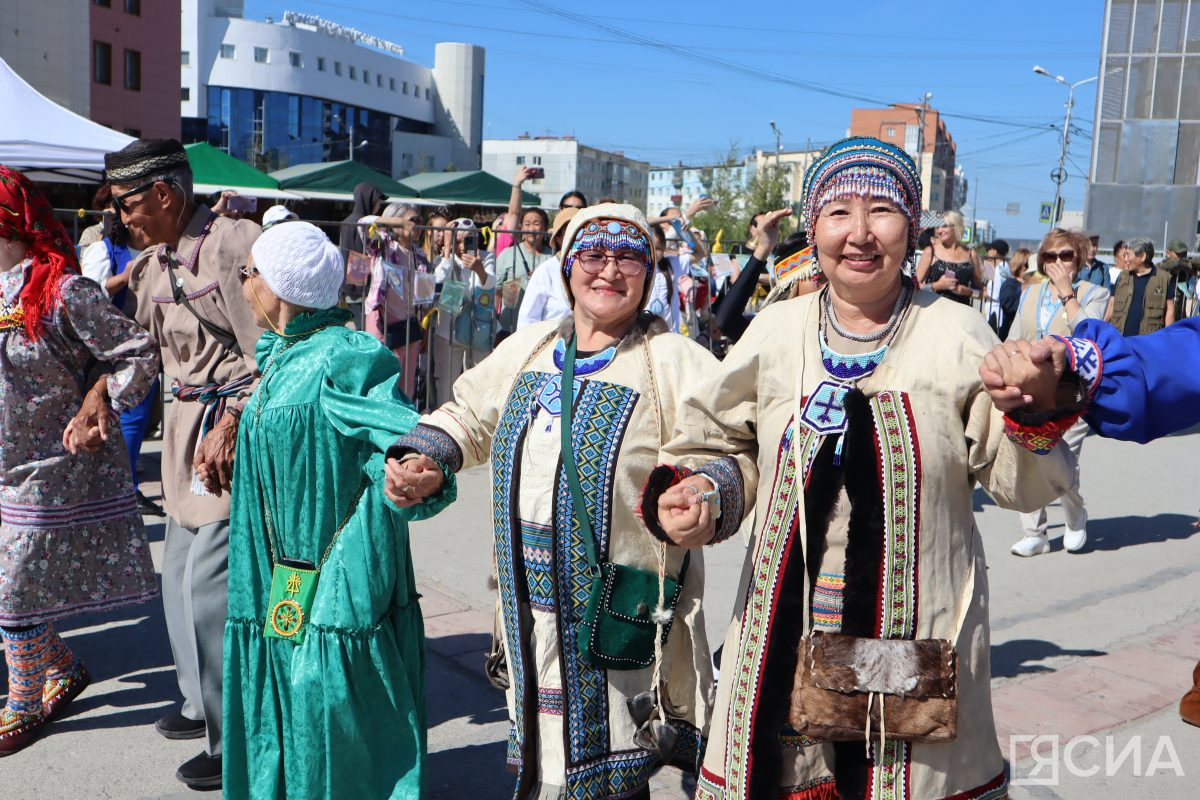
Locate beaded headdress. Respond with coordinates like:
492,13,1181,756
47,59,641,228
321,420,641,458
563,219,651,279
557,203,656,311
801,137,923,260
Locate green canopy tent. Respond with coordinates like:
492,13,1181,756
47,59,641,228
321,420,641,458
400,170,540,207
269,160,421,203
184,143,301,200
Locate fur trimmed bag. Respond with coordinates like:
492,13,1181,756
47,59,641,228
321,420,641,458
788,631,958,743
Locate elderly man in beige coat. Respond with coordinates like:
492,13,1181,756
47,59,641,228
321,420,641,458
106,139,262,790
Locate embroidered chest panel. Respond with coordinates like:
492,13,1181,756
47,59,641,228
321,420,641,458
490,369,648,787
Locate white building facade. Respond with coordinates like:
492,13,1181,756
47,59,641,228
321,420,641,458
482,138,648,209
648,157,757,214
181,1,483,177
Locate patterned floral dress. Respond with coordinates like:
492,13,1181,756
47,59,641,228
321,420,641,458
0,262,160,626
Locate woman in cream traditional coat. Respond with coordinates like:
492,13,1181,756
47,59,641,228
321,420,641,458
644,139,1087,800
386,204,716,800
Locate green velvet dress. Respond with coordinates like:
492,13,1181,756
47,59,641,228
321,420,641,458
222,308,454,800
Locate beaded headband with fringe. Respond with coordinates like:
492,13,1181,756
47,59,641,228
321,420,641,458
801,137,923,259
562,219,651,279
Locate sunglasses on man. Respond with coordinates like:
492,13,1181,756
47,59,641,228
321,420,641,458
111,181,158,214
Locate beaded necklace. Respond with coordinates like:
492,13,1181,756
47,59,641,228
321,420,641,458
0,296,24,333
533,339,618,427
800,283,913,465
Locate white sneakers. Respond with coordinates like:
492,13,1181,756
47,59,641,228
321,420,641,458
1063,527,1087,552
1010,529,1087,556
1011,533,1051,557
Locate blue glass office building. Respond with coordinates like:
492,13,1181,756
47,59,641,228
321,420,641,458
195,87,432,176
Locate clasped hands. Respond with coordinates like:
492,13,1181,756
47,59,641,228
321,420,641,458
62,379,115,455
654,476,718,549
979,337,1070,414
384,454,445,507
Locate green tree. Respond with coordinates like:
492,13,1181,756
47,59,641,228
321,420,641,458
690,143,797,250
692,142,747,248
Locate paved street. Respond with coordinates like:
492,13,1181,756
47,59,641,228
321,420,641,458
3,423,1197,799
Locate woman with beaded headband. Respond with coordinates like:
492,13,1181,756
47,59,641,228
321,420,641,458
0,166,160,755
642,138,1089,800
385,204,718,799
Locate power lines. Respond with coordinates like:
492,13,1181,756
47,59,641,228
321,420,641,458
513,0,1060,133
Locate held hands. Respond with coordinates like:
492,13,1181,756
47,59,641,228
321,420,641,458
512,166,532,187
753,208,793,261
385,455,445,507
979,338,1068,414
194,412,240,496
62,379,113,455
655,475,717,549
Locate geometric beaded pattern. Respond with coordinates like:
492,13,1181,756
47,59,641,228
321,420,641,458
563,724,703,800
554,378,639,766
868,392,920,795
722,421,822,799
873,391,921,642
810,573,846,631
489,370,548,777
521,520,556,611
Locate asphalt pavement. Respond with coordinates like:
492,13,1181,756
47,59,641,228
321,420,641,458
3,423,1197,799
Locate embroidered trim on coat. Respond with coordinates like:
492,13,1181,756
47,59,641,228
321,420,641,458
554,379,639,764
697,455,746,544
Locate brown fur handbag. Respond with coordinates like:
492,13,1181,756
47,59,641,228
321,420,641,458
788,631,958,743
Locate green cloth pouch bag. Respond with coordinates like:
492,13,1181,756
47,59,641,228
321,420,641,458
263,561,319,644
579,562,684,670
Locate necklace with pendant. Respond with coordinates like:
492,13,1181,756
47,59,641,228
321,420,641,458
800,283,913,464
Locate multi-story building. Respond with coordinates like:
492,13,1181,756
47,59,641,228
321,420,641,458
1087,0,1200,248
647,157,757,214
0,0,179,138
849,104,959,212
182,1,483,177
482,137,648,208
0,1,89,117
91,0,181,138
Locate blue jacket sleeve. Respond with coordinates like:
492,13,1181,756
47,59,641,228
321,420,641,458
1071,317,1200,443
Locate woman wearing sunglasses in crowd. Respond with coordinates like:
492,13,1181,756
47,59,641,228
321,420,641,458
384,204,717,799
1005,228,1110,558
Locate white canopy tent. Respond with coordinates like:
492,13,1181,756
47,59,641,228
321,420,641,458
0,56,134,182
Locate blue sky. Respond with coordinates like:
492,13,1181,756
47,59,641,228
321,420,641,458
246,0,1105,239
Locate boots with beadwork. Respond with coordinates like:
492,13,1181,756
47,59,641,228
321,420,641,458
41,625,90,722
0,624,50,756
1181,660,1200,728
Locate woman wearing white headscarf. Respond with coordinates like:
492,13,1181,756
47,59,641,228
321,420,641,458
221,222,452,799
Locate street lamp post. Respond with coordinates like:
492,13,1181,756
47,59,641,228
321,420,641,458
1032,65,1098,229
769,120,782,169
